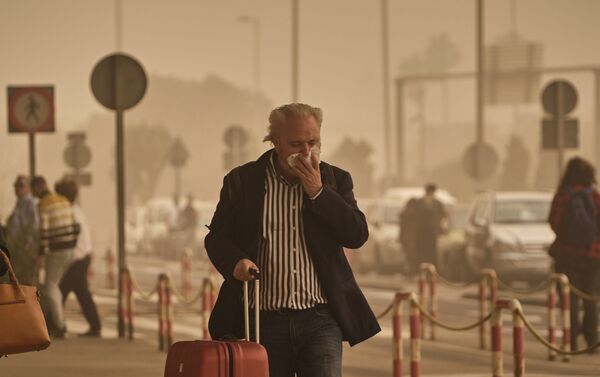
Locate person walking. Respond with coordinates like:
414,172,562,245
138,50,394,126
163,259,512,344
5,175,39,285
32,176,78,339
414,183,447,269
205,103,380,377
55,179,102,338
548,156,600,352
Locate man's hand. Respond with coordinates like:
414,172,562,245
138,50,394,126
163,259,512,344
293,152,322,198
233,258,259,281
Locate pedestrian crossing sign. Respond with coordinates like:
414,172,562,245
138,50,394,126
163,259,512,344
7,85,55,133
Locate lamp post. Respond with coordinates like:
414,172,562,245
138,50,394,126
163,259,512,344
238,15,261,94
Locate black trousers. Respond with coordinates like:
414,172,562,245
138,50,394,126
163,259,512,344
556,257,600,350
59,255,101,332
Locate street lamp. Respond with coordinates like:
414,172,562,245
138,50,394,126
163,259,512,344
238,15,261,94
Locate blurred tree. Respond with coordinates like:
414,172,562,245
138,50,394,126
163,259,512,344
498,135,531,190
329,137,374,198
399,33,461,177
124,123,174,204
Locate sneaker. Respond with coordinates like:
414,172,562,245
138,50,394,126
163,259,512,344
78,329,101,338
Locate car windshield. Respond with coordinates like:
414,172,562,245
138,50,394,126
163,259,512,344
494,200,550,224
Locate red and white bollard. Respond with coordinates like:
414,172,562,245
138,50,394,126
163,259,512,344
559,275,571,361
548,273,571,361
409,295,421,377
106,248,115,290
548,277,557,360
418,263,437,340
166,276,173,349
181,248,193,300
491,298,524,377
479,268,497,350
393,292,420,377
202,278,213,340
118,267,134,340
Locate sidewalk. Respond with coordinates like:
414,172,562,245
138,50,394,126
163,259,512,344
0,337,167,377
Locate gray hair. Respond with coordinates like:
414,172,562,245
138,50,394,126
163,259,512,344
263,103,323,143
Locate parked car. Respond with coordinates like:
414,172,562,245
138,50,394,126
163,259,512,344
356,187,457,274
135,197,216,260
437,204,470,281
464,191,554,283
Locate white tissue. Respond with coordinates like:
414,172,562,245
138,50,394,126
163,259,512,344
287,146,321,168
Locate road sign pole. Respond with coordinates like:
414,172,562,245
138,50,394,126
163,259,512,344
175,167,181,203
557,82,565,176
28,132,36,177
116,108,126,338
475,0,485,182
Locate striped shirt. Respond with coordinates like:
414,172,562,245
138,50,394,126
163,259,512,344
38,192,78,253
252,152,327,310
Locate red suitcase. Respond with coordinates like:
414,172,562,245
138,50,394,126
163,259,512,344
164,276,269,377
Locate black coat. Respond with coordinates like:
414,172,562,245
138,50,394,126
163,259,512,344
204,150,380,346
0,242,10,276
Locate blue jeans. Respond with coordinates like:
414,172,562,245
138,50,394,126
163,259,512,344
254,304,343,377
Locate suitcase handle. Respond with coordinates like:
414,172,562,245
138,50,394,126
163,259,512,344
243,268,260,343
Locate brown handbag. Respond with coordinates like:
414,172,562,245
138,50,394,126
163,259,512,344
0,250,51,356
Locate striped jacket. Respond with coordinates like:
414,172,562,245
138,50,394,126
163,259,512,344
38,192,79,253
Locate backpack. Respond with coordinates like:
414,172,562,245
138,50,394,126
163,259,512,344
565,187,597,249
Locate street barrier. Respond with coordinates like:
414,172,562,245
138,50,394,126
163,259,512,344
390,290,492,377
392,292,418,377
158,273,173,351
491,298,524,377
118,267,134,340
479,268,497,350
547,273,570,361
416,263,496,349
418,264,437,340
120,264,218,351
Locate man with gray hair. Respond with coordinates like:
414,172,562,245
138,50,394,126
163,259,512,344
206,103,380,377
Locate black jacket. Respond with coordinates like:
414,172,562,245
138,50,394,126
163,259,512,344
0,242,10,276
204,150,380,346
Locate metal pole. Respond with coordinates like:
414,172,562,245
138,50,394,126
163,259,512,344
557,82,564,175
475,0,484,181
28,133,36,177
116,108,126,337
291,0,299,102
254,19,261,94
381,0,391,181
114,0,126,339
396,79,405,183
115,0,122,51
175,167,181,203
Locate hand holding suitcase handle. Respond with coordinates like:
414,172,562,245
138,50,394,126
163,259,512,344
243,268,261,343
